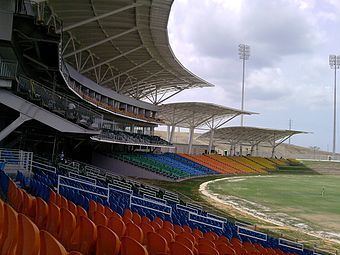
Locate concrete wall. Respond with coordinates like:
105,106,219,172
92,152,172,181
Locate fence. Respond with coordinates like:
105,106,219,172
0,148,33,173
17,75,103,130
0,59,17,80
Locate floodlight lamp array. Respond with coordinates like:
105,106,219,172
329,55,340,69
239,44,250,60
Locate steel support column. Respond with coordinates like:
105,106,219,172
188,127,195,154
0,114,31,142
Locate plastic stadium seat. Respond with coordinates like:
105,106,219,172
123,208,133,219
125,222,144,243
111,210,122,220
17,214,40,255
154,216,163,227
174,224,184,234
88,200,97,220
170,241,194,255
141,223,155,244
193,229,203,239
204,232,218,241
146,232,169,255
104,206,113,218
150,221,162,231
58,207,77,250
215,236,229,244
0,199,4,243
96,225,121,255
163,220,174,230
40,230,68,255
93,211,108,226
175,235,195,250
22,191,36,219
197,244,219,255
108,217,126,238
68,201,78,216
96,202,105,214
198,239,216,248
216,243,236,255
183,225,192,233
69,215,97,255
121,236,148,255
76,205,87,219
178,232,197,245
141,215,151,225
1,203,19,254
46,202,61,237
49,190,57,204
132,212,142,225
157,228,174,243
35,197,49,229
60,195,69,209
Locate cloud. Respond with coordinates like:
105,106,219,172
167,0,340,150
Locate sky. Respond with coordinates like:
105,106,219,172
165,0,340,152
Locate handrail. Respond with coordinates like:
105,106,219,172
0,59,18,80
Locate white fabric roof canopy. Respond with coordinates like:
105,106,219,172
49,0,213,104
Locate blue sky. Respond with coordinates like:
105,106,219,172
166,0,340,151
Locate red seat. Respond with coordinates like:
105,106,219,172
125,222,144,243
93,211,108,226
46,202,61,237
40,230,68,255
17,213,40,255
1,203,19,254
35,197,49,229
121,236,148,255
108,217,126,238
170,241,194,255
96,225,121,255
58,207,77,250
146,232,169,255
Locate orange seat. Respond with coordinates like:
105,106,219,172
96,202,105,214
40,230,68,255
193,229,203,239
1,203,19,255
141,216,151,225
197,244,219,255
141,222,155,243
216,243,236,255
60,196,69,210
88,200,97,220
178,232,197,245
35,197,49,229
198,239,215,248
183,225,192,233
121,236,148,255
69,215,97,255
170,241,194,255
49,190,57,204
123,208,133,219
17,214,40,255
157,228,174,243
110,211,122,220
175,235,195,250
46,202,61,237
108,217,126,238
204,232,219,241
150,221,162,231
146,232,169,255
174,225,184,234
0,199,5,244
22,191,36,219
153,217,163,227
58,208,77,250
93,211,108,226
76,205,87,219
125,222,144,243
104,206,113,218
132,212,142,225
163,220,174,230
68,201,78,216
56,193,63,207
96,225,121,255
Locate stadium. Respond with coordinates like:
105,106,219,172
0,0,339,254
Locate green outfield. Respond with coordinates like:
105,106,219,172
207,175,340,234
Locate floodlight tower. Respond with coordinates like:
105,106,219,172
329,55,340,157
239,44,250,126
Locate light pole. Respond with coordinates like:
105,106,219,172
329,55,340,157
239,44,250,126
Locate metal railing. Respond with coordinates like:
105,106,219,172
17,75,103,130
0,59,18,80
0,148,33,173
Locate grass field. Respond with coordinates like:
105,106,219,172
207,175,340,238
